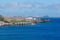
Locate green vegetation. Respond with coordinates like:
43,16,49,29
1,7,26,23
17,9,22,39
19,20,30,22
0,15,4,21
11,20,17,23
11,20,30,23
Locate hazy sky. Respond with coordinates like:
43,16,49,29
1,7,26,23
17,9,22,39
0,0,60,17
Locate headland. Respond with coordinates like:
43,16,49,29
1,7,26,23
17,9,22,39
0,15,51,26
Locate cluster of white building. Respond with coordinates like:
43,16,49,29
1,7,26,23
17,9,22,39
0,16,41,26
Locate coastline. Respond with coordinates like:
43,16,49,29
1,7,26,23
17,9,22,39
0,15,52,26
0,20,51,26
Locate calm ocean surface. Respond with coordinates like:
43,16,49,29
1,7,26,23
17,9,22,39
0,18,60,40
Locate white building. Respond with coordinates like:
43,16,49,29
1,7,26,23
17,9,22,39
25,17,34,22
25,17,33,20
25,17,37,22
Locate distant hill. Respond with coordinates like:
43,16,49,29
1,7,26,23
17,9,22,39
43,15,50,18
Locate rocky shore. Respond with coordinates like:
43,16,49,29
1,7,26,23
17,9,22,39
0,15,52,26
0,20,51,26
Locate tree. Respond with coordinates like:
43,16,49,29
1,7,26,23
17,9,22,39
0,15,4,21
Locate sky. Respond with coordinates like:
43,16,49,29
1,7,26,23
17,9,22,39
0,0,60,17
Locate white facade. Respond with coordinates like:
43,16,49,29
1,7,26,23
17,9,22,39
25,17,33,20
25,17,37,20
33,18,37,20
25,17,33,22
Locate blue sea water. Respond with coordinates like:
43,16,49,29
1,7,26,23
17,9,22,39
0,18,60,40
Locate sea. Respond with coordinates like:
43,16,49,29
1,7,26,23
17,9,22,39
0,18,60,40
